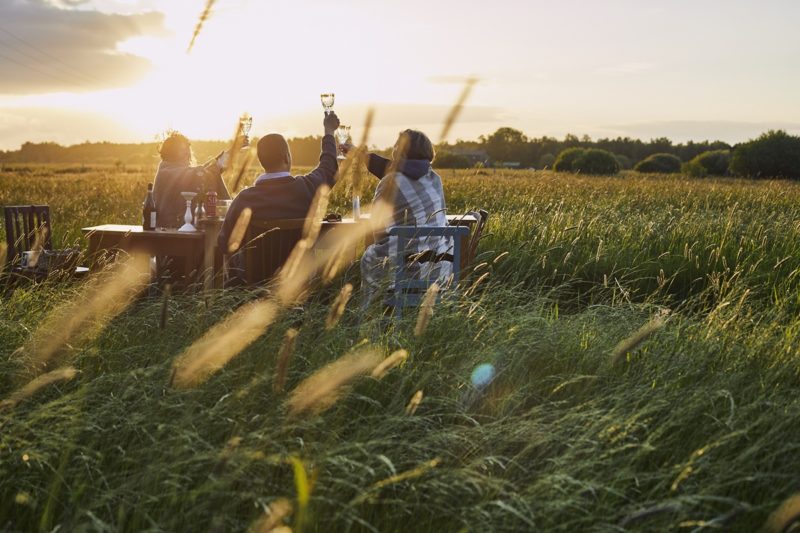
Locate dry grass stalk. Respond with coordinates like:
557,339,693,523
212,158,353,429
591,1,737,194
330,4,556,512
439,77,478,142
762,492,800,533
171,300,279,389
350,457,441,505
159,283,172,330
325,284,353,330
187,0,217,52
0,242,6,267
230,144,256,195
286,346,382,416
371,349,408,379
227,207,252,254
405,390,423,415
251,498,293,533
302,185,330,243
610,312,669,366
273,328,298,394
0,366,77,411
25,224,48,268
17,255,150,375
414,283,440,337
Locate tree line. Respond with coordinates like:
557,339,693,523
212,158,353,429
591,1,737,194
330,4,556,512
2,127,798,178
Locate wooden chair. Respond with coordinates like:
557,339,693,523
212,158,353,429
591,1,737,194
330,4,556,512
385,225,470,318
3,205,87,280
241,218,306,285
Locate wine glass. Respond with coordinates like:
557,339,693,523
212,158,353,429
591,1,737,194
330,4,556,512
320,93,335,115
335,125,351,160
240,113,253,147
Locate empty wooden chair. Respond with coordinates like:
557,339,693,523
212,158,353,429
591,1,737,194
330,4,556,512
385,225,470,318
241,218,306,285
3,205,87,280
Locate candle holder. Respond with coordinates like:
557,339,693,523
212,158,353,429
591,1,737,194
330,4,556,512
178,191,198,232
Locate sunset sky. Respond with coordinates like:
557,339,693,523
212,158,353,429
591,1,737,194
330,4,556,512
0,0,798,150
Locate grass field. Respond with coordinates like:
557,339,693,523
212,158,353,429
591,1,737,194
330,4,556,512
2,165,800,532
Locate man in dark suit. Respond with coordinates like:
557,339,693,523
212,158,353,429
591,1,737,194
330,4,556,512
217,112,340,253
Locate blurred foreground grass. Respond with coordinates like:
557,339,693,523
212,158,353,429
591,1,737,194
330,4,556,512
2,166,800,531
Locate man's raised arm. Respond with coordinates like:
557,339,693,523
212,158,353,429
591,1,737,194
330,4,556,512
297,112,340,193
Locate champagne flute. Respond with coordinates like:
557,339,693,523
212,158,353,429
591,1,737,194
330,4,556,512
335,125,351,161
240,113,253,147
320,93,335,115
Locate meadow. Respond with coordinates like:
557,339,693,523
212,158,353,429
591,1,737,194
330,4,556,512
2,164,800,532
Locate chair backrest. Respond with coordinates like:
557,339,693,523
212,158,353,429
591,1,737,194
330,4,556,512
242,218,306,284
465,209,489,268
3,205,53,267
388,225,470,295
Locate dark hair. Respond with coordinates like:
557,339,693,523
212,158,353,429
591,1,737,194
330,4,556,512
397,129,435,161
257,133,291,170
158,132,190,163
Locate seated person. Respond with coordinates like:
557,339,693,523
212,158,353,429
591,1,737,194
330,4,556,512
217,111,340,263
358,129,452,306
153,132,231,228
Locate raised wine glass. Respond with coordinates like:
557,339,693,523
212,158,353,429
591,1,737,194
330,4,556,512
335,125,351,160
320,93,335,115
240,113,253,147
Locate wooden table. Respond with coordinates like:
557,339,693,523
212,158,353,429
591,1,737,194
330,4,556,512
82,214,478,290
82,224,217,288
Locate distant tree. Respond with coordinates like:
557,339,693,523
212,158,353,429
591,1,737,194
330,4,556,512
614,154,632,170
538,153,556,169
485,127,528,164
635,153,682,174
573,149,620,175
730,130,800,179
434,151,472,169
553,148,586,172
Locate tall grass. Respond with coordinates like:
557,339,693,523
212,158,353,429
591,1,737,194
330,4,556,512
2,166,800,530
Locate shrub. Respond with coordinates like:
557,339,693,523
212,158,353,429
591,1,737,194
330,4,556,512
434,151,472,169
730,130,800,179
553,148,586,172
614,154,632,170
538,153,556,169
682,159,708,178
696,150,730,176
635,153,682,174
573,149,620,175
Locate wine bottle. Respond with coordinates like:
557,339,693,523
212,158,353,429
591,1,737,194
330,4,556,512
142,183,157,230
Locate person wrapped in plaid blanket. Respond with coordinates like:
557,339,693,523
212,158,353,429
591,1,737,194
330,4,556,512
359,130,453,308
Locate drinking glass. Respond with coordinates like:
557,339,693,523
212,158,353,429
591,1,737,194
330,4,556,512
335,125,351,160
320,93,335,115
240,113,253,147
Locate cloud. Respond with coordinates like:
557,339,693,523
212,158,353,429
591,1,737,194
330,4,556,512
0,0,166,95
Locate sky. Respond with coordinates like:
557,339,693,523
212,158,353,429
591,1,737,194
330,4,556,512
0,0,799,150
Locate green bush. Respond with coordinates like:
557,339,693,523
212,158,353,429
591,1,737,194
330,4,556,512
730,130,800,179
553,148,586,172
635,153,682,174
538,153,556,169
434,151,472,169
573,149,620,175
682,159,708,178
684,150,730,178
614,154,632,170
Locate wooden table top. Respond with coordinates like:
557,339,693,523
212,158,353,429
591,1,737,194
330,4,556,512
82,224,203,238
83,214,477,236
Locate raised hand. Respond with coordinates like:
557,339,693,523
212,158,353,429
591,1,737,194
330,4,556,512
324,111,341,136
